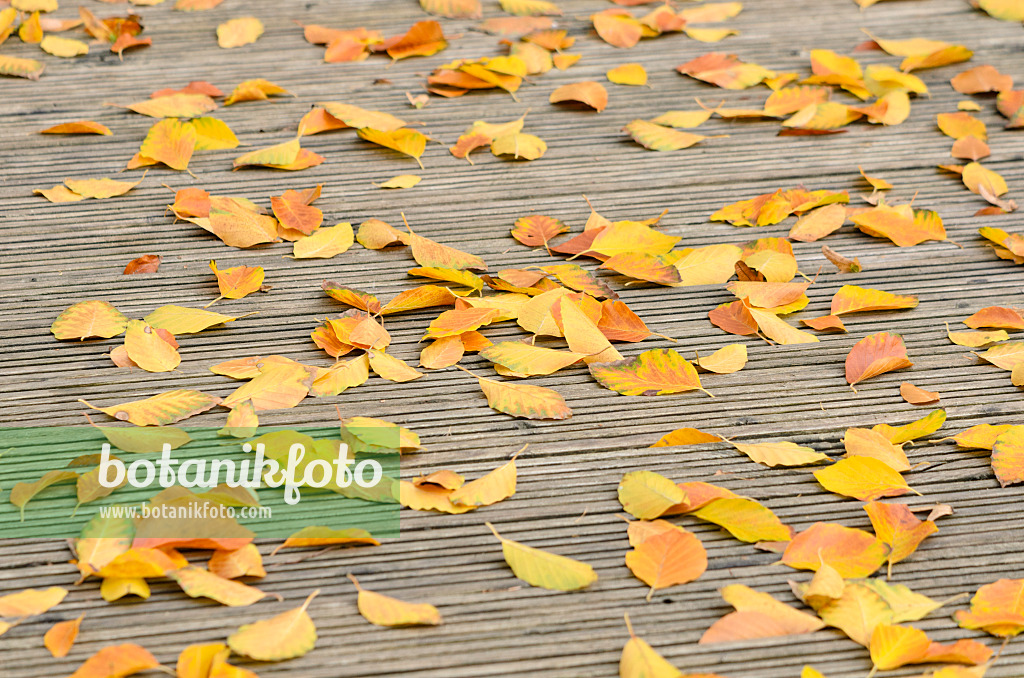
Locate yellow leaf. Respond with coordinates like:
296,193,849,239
318,102,406,131
684,27,738,42
124,319,180,372
748,307,820,344
63,176,143,199
217,16,263,48
620,613,689,678
358,128,427,168
669,244,742,285
125,93,218,118
368,350,423,383
0,54,45,79
830,285,918,315
590,348,708,396
814,457,915,501
144,305,245,334
233,138,300,168
500,0,561,16
292,223,354,259
691,497,791,542
378,174,421,189
191,117,239,150
487,522,597,591
490,132,547,159
731,440,828,467
0,586,67,617
473,372,572,419
963,161,1008,196
874,409,946,445
618,470,687,520
170,566,267,606
40,34,88,57
349,575,441,627
51,300,128,340
870,623,931,671
816,582,893,645
696,344,747,373
228,590,319,661
623,119,706,151
608,63,647,86
140,118,196,170
479,342,584,376
310,354,369,397
449,449,520,507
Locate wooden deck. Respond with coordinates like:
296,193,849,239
2,0,1024,675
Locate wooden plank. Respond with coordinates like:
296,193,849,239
1,0,1024,676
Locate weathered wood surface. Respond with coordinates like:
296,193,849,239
1,0,1024,675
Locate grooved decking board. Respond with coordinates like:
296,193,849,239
1,0,1024,676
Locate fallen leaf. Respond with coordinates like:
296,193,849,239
731,440,829,467
487,522,597,591
590,348,708,396
348,575,441,627
549,81,608,112
814,457,915,501
228,590,319,660
217,16,263,48
900,382,940,405
44,613,85,658
783,522,889,578
696,344,747,374
846,332,913,388
66,644,160,678
626,527,707,599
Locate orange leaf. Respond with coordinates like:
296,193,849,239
208,544,265,579
731,440,828,467
210,260,265,300
420,335,465,369
845,332,913,387
709,300,759,336
67,644,161,678
696,344,747,374
956,578,1024,637
650,428,723,448
900,382,940,405
272,190,323,235
384,20,446,60
222,361,315,410
830,285,918,315
170,566,267,607
864,501,938,576
44,613,84,658
549,81,608,112
843,427,910,471
992,426,1024,487
599,299,652,341
783,522,889,578
270,527,379,555
951,64,1013,93
591,9,643,48
678,52,773,89
423,307,499,339
41,120,111,135
625,528,707,599
701,585,824,643
0,586,67,618
511,214,568,251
